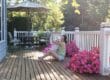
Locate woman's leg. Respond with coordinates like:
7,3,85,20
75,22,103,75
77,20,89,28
49,51,59,60
39,51,51,60
39,50,59,60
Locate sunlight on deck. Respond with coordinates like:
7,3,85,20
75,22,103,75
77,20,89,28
0,50,110,80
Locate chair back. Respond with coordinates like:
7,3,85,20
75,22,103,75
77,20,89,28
8,32,13,41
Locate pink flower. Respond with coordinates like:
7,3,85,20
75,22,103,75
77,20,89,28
66,41,79,57
68,47,100,74
42,44,52,53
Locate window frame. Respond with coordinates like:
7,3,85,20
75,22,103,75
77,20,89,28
0,0,5,42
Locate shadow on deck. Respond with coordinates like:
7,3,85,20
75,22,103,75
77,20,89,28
0,50,110,80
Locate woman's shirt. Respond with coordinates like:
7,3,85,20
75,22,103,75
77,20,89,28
57,42,66,57
50,32,61,44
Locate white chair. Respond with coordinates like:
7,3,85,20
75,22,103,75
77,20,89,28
8,32,20,46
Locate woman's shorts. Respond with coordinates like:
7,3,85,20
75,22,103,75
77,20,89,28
58,55,64,61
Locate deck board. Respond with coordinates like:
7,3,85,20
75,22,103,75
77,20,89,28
43,61,61,80
0,56,12,80
39,61,52,80
52,62,69,80
21,53,26,80
56,62,78,80
48,61,64,80
41,60,57,80
0,50,110,80
16,53,22,80
2,58,12,79
10,56,18,80
31,59,41,80
6,55,17,80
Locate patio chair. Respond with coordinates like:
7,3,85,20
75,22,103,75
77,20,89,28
39,33,49,46
8,32,21,46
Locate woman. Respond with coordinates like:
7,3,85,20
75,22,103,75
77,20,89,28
39,35,67,61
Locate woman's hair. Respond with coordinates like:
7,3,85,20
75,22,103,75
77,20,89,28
63,35,67,43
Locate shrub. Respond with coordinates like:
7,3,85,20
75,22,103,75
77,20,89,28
66,41,79,57
68,47,100,74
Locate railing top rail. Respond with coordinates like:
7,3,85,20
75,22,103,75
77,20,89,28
15,31,101,35
16,31,51,33
78,31,100,34
64,31,75,34
80,31,100,33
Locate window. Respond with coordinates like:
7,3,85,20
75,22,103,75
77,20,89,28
2,0,4,40
0,0,5,41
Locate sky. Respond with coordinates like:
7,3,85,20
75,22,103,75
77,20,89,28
56,0,61,3
10,0,23,5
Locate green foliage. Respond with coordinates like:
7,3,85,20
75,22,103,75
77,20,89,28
8,17,32,31
37,30,45,37
61,0,110,30
8,0,64,31
62,0,81,30
44,1,64,30
32,0,64,30
77,0,110,27
7,0,110,31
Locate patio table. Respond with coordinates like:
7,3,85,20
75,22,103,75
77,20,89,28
18,36,39,47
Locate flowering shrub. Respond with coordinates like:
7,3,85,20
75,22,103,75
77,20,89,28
42,44,52,53
66,41,79,57
68,47,100,74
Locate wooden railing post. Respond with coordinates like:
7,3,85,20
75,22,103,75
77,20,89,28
100,22,110,75
14,28,17,46
74,27,80,48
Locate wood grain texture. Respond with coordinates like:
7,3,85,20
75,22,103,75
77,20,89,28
0,50,110,80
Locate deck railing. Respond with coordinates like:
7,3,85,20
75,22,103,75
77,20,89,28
13,30,75,46
75,31,100,51
13,23,110,76
13,29,100,51
13,29,100,52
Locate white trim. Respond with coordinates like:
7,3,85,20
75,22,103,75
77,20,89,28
0,0,6,41
0,0,4,41
0,0,1,41
0,0,7,62
0,40,5,44
4,0,7,41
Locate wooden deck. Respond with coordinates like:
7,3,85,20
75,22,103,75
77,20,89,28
0,50,110,80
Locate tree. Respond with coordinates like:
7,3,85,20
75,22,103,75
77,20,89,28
62,0,110,30
78,0,109,27
7,0,110,31
43,1,64,30
32,0,64,30
8,0,64,31
61,0,81,30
